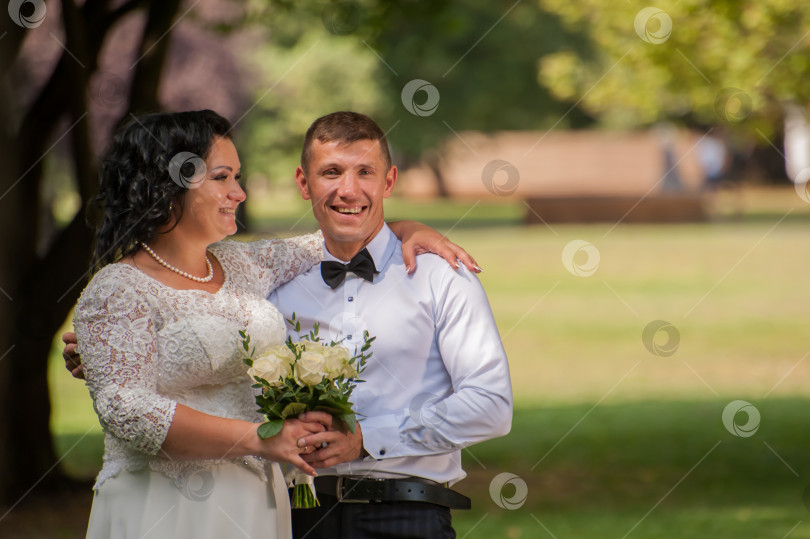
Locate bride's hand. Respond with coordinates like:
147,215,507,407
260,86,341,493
388,220,481,274
256,418,324,476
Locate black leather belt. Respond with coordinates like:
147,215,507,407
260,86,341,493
313,475,471,510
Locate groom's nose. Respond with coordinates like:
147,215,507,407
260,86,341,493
335,171,361,198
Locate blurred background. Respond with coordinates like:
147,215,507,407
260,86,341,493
1,1,809,537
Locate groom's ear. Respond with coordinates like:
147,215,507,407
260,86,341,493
294,166,312,200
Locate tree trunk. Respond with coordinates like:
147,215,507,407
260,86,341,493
0,53,25,505
422,148,450,198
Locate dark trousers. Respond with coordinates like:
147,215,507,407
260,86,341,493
291,493,455,539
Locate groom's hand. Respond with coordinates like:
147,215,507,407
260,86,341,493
296,411,364,468
62,331,85,380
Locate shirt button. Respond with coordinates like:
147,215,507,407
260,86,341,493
348,296,354,302
379,448,386,455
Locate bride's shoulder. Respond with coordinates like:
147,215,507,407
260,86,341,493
210,239,250,266
77,263,150,309
209,239,268,269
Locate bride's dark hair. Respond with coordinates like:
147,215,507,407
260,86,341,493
92,110,232,272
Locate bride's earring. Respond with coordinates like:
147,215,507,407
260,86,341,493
169,201,175,212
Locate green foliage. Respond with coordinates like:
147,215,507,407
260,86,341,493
368,0,594,160
239,0,594,189
240,21,385,187
538,0,810,136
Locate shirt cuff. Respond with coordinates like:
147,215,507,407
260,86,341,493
358,413,401,459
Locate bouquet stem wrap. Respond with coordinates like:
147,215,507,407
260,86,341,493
288,471,319,509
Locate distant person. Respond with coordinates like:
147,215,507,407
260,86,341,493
697,132,728,191
783,102,810,183
655,123,685,193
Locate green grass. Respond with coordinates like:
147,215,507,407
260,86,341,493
48,186,810,537
451,399,810,538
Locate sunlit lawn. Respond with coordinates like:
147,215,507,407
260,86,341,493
47,186,810,537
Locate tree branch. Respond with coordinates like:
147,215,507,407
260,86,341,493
128,0,182,113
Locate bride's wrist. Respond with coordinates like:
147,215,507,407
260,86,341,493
242,423,265,457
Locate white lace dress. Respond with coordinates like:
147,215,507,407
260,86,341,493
74,235,322,539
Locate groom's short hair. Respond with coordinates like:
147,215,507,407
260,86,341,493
301,111,392,175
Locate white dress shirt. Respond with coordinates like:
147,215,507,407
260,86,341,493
268,224,512,485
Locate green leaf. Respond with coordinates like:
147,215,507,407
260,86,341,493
281,402,308,418
311,405,340,415
339,413,357,434
316,402,353,415
257,420,284,439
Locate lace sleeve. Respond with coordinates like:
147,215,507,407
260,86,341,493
74,269,177,456
245,231,324,296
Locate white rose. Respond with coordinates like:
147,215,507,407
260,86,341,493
248,351,291,387
302,341,328,356
323,345,351,378
295,351,327,386
341,359,359,379
274,344,296,364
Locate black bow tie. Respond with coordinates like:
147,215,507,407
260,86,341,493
320,248,377,289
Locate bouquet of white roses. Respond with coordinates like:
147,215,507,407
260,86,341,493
240,313,373,508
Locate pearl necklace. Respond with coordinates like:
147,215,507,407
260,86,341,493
139,242,214,283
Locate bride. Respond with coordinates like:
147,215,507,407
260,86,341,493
73,110,472,538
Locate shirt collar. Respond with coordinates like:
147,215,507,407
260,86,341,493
321,223,397,272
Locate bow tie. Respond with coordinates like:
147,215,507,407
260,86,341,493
320,248,377,289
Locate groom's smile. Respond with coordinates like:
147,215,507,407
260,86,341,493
295,139,397,261
334,206,363,214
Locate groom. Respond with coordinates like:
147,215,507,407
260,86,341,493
275,111,512,539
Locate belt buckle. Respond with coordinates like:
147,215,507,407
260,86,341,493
336,476,380,504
